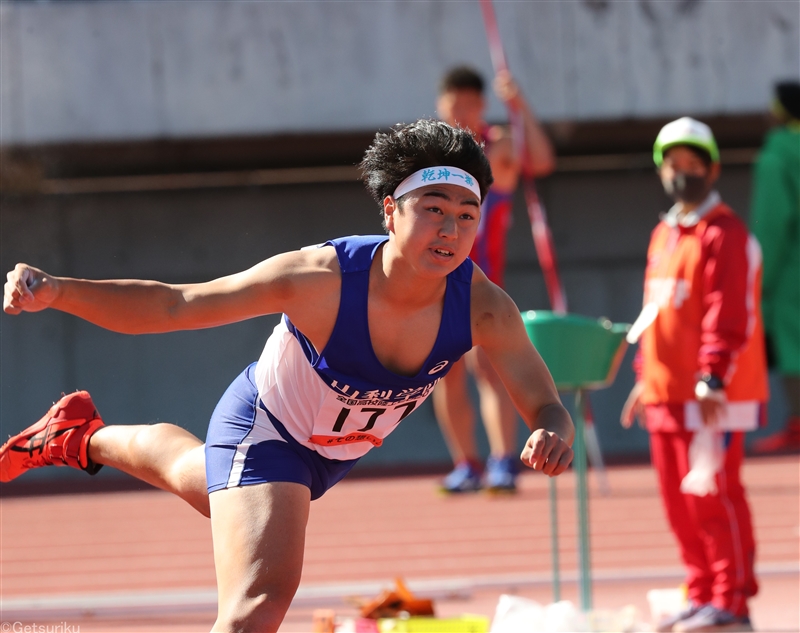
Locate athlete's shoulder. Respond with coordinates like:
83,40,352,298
256,246,340,308
325,235,388,274
275,245,341,343
469,265,518,337
275,243,339,276
470,265,504,301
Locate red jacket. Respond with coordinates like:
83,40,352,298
637,196,769,409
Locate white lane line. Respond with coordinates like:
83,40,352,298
1,562,797,619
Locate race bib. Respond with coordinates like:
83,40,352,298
308,380,437,448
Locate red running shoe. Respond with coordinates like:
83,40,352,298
0,391,105,482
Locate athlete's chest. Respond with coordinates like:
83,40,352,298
367,299,443,377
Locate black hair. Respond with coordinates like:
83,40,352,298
439,66,485,95
776,81,800,120
360,119,493,215
663,143,713,168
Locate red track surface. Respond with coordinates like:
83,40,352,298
1,456,797,632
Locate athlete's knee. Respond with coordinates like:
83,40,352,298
124,423,158,463
214,589,295,633
129,422,176,451
129,424,208,502
172,446,210,517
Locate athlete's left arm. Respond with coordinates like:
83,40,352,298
471,276,574,475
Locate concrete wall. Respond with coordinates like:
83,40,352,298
2,0,798,145
1,162,789,483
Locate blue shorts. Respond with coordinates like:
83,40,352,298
205,363,360,500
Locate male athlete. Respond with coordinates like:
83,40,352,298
2,119,574,633
435,66,555,493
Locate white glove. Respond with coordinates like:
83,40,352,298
680,425,723,496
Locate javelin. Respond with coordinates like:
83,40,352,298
478,0,609,496
478,0,567,315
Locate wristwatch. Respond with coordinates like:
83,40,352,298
695,373,724,399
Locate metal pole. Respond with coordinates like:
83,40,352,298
549,477,561,603
573,389,593,611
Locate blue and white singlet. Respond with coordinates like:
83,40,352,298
253,235,474,461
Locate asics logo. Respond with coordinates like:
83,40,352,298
10,427,73,456
428,360,449,375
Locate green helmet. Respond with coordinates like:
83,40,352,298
653,117,720,167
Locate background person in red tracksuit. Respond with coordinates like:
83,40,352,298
621,118,768,633
434,66,555,493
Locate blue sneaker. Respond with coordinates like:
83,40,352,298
673,604,753,632
483,456,518,493
440,461,483,493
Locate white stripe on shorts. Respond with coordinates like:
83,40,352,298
225,404,287,488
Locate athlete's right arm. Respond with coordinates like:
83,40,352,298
492,70,555,178
3,250,335,334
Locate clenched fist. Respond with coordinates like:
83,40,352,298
521,429,573,477
4,264,59,314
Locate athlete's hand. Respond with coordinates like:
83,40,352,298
521,429,573,477
620,381,646,429
4,264,59,314
493,70,523,110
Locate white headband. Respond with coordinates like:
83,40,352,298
392,166,481,202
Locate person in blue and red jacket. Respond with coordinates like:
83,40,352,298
435,66,556,493
622,118,768,633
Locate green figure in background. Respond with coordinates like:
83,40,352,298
751,81,800,454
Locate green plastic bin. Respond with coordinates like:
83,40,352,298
522,310,630,611
521,311,630,391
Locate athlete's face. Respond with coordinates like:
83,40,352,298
384,184,480,277
436,89,485,136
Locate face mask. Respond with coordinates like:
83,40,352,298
663,172,709,204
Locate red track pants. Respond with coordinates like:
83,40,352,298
649,429,757,616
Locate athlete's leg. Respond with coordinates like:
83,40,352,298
210,482,310,633
89,424,209,517
471,347,517,458
0,391,211,516
433,356,479,465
